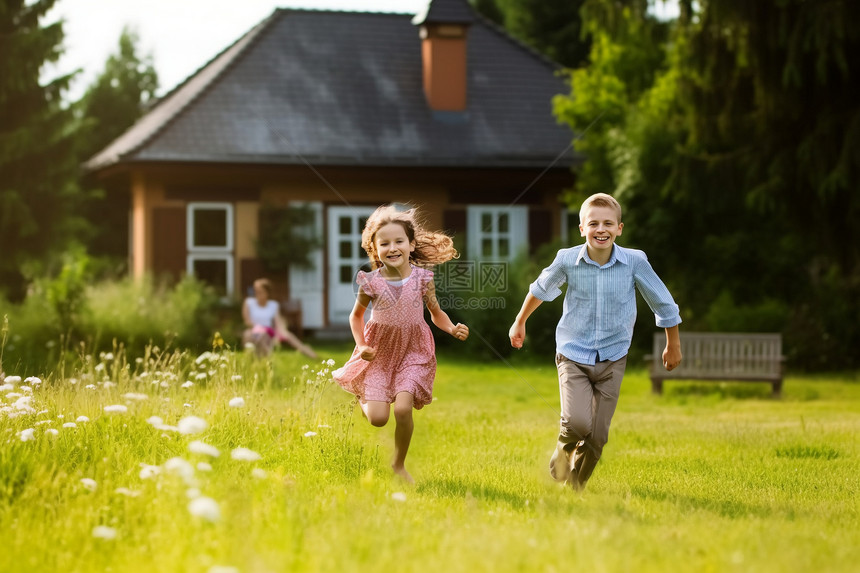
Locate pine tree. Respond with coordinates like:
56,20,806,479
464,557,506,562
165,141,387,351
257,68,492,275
0,0,82,299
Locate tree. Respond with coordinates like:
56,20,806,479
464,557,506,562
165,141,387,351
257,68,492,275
77,27,158,261
470,0,591,68
0,0,82,299
555,0,860,369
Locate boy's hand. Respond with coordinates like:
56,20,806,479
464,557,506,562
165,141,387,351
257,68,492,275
450,323,469,341
662,344,682,371
358,345,377,361
509,322,525,349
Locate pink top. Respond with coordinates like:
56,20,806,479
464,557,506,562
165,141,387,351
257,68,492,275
332,266,436,408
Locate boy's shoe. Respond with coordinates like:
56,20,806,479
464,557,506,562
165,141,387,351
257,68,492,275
549,442,574,482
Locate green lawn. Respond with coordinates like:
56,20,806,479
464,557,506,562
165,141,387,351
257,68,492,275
1,342,857,572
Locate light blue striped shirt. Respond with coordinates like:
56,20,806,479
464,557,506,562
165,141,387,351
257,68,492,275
530,244,681,365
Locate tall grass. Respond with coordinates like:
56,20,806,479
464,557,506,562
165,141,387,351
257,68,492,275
0,342,857,572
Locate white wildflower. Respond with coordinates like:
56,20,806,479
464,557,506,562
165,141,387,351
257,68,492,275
208,566,239,573
18,428,35,441
391,492,407,502
188,440,220,458
76,415,90,423
177,416,207,435
181,381,194,389
0,384,13,392
195,373,207,380
95,364,105,373
63,422,77,429
196,462,213,472
186,487,201,499
104,405,128,414
303,431,317,438
114,487,140,497
231,375,242,381
24,376,42,386
139,464,161,480
5,392,22,399
228,397,245,408
44,428,59,437
92,526,117,540
102,381,116,388
251,468,268,479
188,496,220,522
122,393,148,401
146,416,164,427
325,359,336,367
85,384,97,390
69,378,78,385
164,457,196,483
4,376,21,385
80,478,98,492
230,447,261,462
20,386,33,393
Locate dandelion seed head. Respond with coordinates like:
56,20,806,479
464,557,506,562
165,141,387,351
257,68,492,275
188,440,220,458
92,526,117,540
188,496,220,522
177,416,207,435
230,447,261,462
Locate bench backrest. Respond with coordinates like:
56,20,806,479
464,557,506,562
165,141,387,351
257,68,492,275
651,332,783,379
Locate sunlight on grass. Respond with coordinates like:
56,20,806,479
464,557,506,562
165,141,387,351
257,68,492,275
0,343,857,572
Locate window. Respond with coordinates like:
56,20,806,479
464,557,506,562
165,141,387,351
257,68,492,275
186,202,234,296
466,206,527,261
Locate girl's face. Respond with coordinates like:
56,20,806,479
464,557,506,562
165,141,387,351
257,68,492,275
374,222,415,274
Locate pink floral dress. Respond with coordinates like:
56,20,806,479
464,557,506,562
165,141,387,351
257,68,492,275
333,266,436,408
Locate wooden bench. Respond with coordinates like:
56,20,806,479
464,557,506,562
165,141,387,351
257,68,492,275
647,332,784,397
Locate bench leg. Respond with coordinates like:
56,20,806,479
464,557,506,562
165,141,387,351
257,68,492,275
651,379,663,395
772,379,783,398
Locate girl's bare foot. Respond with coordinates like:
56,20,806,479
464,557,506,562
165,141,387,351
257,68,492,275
392,464,414,484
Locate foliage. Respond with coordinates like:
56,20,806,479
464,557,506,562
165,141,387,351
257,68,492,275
256,203,322,273
0,0,84,299
77,26,158,261
554,0,860,370
471,0,591,68
0,272,220,372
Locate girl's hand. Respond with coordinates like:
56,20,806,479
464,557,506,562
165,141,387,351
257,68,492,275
509,322,525,349
450,323,469,341
358,345,377,361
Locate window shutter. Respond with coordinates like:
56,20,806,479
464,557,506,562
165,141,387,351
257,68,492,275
153,207,187,281
528,208,553,254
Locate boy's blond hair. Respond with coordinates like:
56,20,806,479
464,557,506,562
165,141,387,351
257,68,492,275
579,193,622,223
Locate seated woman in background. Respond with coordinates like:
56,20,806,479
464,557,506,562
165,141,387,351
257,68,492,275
242,278,318,359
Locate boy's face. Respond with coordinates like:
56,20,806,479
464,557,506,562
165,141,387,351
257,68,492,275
579,205,623,257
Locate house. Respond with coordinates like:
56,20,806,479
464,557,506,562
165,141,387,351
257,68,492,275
84,0,580,329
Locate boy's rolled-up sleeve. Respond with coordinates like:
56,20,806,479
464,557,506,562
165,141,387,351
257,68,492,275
529,251,568,302
632,254,681,328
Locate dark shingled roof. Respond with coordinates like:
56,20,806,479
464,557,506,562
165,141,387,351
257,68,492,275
86,6,579,172
412,0,475,25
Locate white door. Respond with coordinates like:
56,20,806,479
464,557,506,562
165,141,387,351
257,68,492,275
327,206,376,325
288,201,324,328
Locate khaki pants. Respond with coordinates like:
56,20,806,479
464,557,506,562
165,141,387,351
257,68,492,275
555,353,627,488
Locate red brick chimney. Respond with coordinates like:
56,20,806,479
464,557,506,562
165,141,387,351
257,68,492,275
412,0,475,112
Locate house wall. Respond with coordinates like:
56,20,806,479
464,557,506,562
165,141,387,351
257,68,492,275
123,163,573,323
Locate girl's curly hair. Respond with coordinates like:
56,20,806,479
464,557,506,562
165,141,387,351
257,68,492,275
361,205,458,269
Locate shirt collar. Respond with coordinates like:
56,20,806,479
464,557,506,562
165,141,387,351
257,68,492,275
575,243,627,267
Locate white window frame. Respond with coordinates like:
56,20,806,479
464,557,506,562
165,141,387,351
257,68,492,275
186,202,234,296
466,205,528,261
